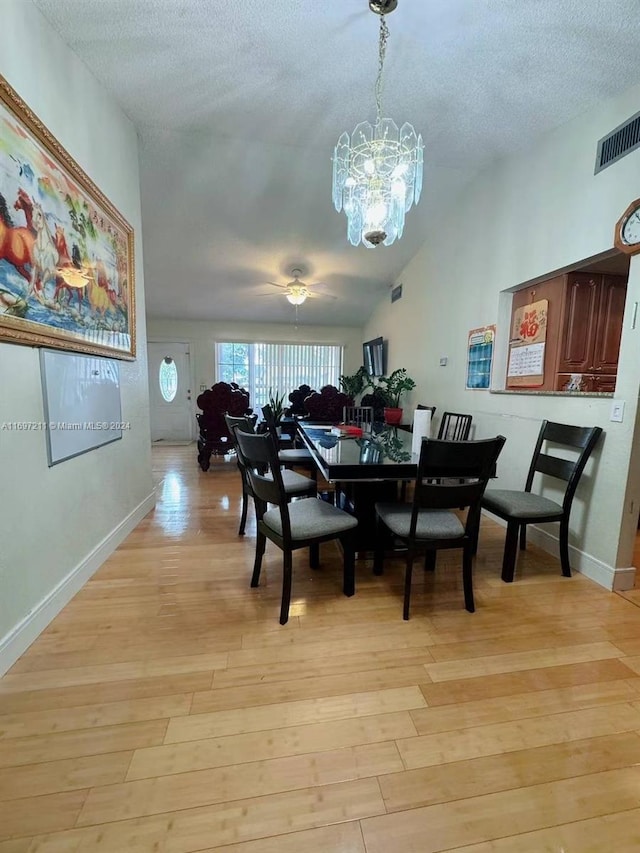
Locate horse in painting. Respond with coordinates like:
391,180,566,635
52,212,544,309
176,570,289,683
30,203,59,301
52,225,87,309
86,259,118,316
0,191,34,282
13,189,35,234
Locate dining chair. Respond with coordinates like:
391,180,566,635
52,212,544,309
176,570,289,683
233,428,358,624
437,411,473,441
285,384,315,417
374,435,506,618
481,420,602,582
342,405,374,427
262,403,317,481
225,414,316,535
196,381,252,471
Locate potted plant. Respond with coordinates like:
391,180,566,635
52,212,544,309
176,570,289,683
267,388,286,424
338,366,371,401
377,368,416,425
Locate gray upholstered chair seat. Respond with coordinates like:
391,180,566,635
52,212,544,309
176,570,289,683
272,469,316,493
375,504,465,540
278,448,313,463
234,427,357,624
480,421,602,583
263,498,358,540
482,489,562,519
374,435,507,618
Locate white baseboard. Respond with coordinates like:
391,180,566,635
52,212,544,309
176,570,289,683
482,511,635,592
0,491,156,677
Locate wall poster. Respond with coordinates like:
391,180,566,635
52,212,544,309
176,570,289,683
466,324,496,390
507,299,548,387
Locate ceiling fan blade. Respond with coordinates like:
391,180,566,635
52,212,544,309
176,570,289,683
265,281,287,290
306,291,338,301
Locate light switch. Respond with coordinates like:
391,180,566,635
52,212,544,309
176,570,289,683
610,400,625,422
439,356,448,367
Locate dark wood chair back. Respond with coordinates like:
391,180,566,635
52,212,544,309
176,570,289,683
343,406,374,426
224,413,256,440
481,419,603,582
224,414,258,536
437,411,473,441
303,386,354,423
374,434,507,617
525,420,603,511
233,427,358,625
412,436,506,533
195,381,251,470
285,384,315,417
234,428,282,500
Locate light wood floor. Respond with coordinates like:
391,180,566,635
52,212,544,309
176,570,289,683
2,446,640,852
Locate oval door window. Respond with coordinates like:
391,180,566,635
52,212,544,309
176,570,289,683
159,356,178,402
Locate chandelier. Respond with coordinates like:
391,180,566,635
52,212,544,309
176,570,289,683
332,0,423,248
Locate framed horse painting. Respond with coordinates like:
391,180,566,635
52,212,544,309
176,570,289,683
0,74,135,359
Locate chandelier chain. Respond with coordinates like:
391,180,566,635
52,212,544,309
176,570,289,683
374,15,389,123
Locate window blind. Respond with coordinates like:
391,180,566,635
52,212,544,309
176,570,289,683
216,342,343,410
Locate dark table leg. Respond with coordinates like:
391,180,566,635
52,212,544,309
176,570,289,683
337,480,399,554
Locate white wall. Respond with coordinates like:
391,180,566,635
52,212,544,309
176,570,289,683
146,317,365,399
365,81,640,589
0,0,154,672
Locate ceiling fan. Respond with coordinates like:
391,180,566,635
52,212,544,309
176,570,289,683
263,269,337,306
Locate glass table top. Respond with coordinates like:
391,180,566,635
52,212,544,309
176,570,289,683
298,422,417,473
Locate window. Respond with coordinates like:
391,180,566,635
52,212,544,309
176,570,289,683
159,357,178,402
216,342,343,409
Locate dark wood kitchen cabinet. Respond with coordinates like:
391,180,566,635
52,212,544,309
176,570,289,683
508,269,627,393
593,275,628,373
557,273,626,376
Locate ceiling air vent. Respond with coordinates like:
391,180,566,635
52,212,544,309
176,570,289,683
391,283,403,303
595,110,640,173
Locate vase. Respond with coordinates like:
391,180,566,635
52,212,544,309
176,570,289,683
383,407,403,425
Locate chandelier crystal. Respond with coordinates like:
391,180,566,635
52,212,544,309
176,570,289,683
332,0,423,248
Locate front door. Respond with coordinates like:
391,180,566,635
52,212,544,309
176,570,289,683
147,341,193,441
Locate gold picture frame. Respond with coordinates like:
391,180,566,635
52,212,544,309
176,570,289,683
0,74,135,359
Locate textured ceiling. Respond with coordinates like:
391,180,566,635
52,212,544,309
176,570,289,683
32,0,640,326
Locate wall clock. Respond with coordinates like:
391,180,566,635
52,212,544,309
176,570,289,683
614,197,640,255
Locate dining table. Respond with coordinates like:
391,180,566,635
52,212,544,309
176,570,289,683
296,421,421,551
296,421,418,480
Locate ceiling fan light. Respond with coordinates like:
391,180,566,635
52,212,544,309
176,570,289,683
286,286,308,306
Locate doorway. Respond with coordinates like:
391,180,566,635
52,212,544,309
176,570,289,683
147,341,194,442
